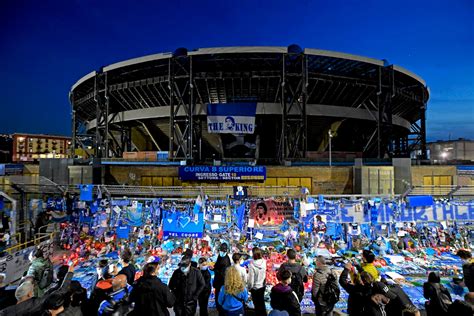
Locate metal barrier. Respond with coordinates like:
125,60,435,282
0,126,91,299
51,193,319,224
4,232,54,254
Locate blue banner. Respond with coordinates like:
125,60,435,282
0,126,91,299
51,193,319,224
0,164,24,176
179,166,266,181
126,202,143,226
79,184,93,201
407,195,434,207
314,201,474,223
163,212,204,238
207,103,257,134
111,199,131,206
116,225,130,239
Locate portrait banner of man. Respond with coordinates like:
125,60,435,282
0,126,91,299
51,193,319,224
249,199,284,227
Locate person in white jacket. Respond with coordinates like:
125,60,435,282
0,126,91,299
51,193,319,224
232,253,248,286
248,247,267,316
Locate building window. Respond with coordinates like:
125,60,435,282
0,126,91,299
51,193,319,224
423,175,452,186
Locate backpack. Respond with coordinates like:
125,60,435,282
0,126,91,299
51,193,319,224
433,284,452,313
38,261,53,289
102,289,133,316
321,272,340,306
285,265,304,300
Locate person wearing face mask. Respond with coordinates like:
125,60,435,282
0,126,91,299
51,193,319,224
169,257,205,316
198,257,212,316
213,243,231,316
232,253,248,286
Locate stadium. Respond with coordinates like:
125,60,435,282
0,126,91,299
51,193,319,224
70,45,429,164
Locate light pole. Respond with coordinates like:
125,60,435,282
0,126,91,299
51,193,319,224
328,130,333,167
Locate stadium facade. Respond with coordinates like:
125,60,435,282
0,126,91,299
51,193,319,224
70,45,429,164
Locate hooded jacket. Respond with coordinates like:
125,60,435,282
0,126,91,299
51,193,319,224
129,275,175,316
217,285,248,312
26,257,52,297
248,259,266,290
270,283,301,316
311,265,336,305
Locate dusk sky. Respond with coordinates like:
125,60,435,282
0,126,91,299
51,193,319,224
0,0,472,141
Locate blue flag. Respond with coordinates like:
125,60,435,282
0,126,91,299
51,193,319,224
235,204,246,230
79,184,93,201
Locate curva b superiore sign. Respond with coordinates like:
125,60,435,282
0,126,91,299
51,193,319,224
179,166,266,181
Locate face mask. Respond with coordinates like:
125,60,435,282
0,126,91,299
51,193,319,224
200,266,208,271
180,266,190,273
219,251,226,257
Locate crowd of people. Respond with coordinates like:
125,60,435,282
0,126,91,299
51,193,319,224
1,241,474,316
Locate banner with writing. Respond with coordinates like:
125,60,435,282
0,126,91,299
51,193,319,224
162,212,204,238
207,103,256,134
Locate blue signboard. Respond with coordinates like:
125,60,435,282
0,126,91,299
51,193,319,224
0,164,24,176
179,166,266,181
162,212,204,238
457,165,474,177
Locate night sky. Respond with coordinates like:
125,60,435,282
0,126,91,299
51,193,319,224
0,0,472,141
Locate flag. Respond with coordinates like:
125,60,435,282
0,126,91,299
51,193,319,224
79,184,93,201
235,204,246,230
193,195,203,214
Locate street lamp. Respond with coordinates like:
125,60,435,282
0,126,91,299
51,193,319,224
328,130,334,167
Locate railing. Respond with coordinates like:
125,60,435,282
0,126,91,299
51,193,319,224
407,185,474,199
4,232,54,254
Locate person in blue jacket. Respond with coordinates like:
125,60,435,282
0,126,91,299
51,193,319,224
98,274,133,315
218,266,249,316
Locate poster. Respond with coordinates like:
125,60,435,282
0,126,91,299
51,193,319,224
249,199,285,227
126,202,143,227
163,212,204,238
207,103,257,134
0,246,35,284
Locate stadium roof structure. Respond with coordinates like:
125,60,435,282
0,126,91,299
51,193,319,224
70,45,429,163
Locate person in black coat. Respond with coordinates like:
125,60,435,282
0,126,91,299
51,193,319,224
447,292,474,316
423,271,452,316
0,265,74,316
379,278,420,316
212,243,231,316
197,257,212,316
169,257,205,316
129,262,175,316
339,262,392,316
0,273,16,310
270,269,301,316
